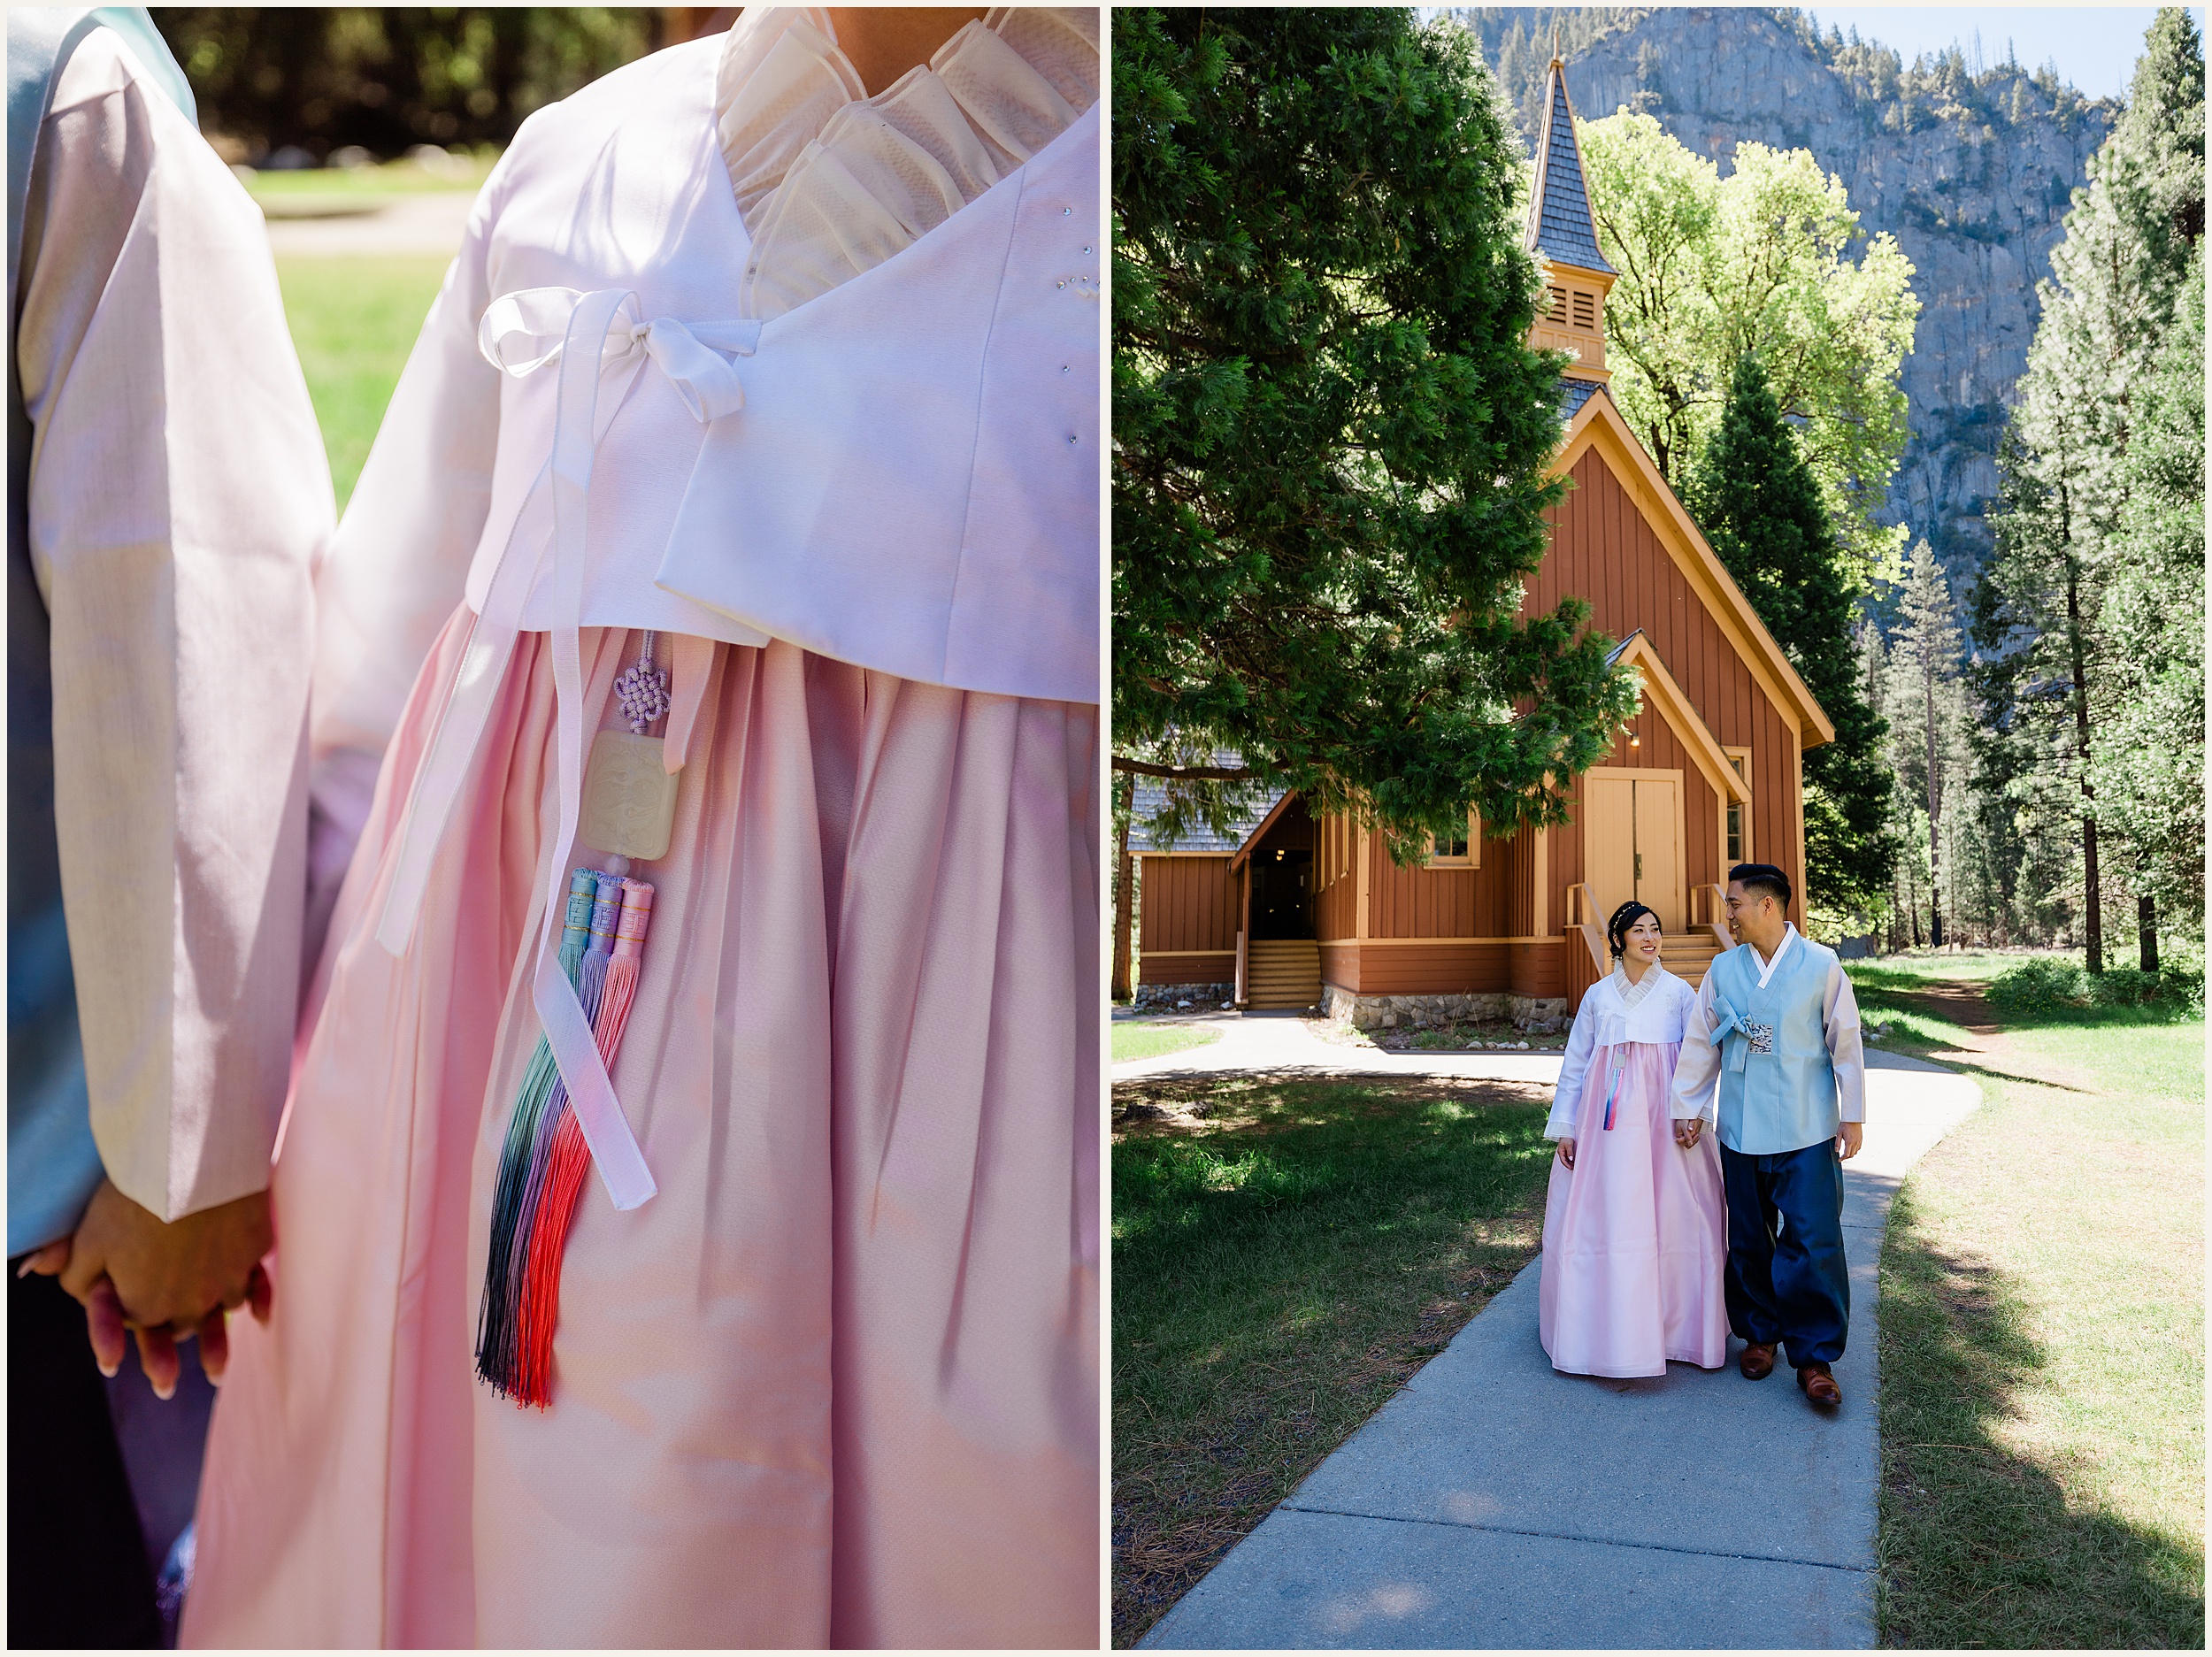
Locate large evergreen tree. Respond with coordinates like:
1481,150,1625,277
1113,8,1637,859
1978,6,2203,970
2093,245,2205,964
1689,354,1893,911
1887,541,1969,948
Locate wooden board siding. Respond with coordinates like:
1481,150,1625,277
1320,941,1513,994
1531,446,1806,923
1141,951,1237,986
1495,826,1538,939
1369,842,1481,939
1509,939,1565,998
1316,812,1358,942
1319,940,1360,991
1136,855,1238,962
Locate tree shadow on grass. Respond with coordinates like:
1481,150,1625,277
1112,1077,1553,1647
1877,1180,2204,1648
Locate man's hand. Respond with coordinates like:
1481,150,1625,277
1673,1117,1705,1149
1836,1121,1863,1160
57,1180,270,1332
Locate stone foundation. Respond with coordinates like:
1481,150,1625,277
1319,984,1570,1033
1134,981,1235,1011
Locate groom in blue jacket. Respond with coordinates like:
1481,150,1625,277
1671,864,1866,1408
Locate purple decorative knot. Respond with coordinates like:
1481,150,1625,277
615,655,671,734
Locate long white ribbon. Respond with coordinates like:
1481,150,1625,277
373,287,759,1211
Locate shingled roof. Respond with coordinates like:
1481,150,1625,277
1525,58,1614,277
1560,377,1606,422
1127,764,1286,855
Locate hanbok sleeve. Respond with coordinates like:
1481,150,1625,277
17,35,328,1218
1669,970,1723,1124
301,163,508,954
1546,993,1600,1139
1824,960,1866,1124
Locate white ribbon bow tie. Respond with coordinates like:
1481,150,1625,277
476,287,761,423
373,288,765,1215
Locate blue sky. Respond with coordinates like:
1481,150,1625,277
1798,7,2202,101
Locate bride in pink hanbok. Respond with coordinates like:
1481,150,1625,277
1539,902,1728,1377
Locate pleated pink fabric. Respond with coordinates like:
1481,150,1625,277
1538,1041,1728,1378
183,612,1100,1647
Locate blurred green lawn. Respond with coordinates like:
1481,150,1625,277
249,155,495,198
274,255,450,510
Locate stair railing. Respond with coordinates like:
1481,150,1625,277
1691,883,1732,953
1565,882,1609,978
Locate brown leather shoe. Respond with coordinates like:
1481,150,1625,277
1798,1363,1841,1406
1739,1341,1778,1380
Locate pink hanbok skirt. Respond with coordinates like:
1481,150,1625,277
182,613,1099,1648
1538,1039,1727,1377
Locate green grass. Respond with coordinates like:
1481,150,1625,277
1846,950,2023,985
274,256,451,509
248,156,495,198
1112,1024,1222,1064
1870,981,2204,1647
1111,1073,1555,1646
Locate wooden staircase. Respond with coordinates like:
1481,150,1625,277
1660,931,1724,988
1246,939,1323,1010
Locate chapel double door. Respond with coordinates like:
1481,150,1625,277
1584,771,1683,933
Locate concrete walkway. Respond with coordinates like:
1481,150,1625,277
1115,1010,1567,1087
1135,1043,1981,1650
262,190,476,257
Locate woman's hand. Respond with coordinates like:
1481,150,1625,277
1672,1118,1704,1149
1555,1137,1576,1170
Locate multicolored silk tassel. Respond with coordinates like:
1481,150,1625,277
476,869,657,1407
1601,1049,1626,1132
476,869,596,1392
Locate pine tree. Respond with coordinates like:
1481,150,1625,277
1689,354,1893,911
2093,245,2205,967
1113,8,1638,857
1977,8,2203,970
1888,542,1968,948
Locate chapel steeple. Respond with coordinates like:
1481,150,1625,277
1525,55,1614,387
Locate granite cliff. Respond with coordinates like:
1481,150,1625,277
1462,7,2120,586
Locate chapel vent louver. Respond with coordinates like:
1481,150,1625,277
1525,54,1616,404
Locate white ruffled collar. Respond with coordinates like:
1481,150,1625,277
1609,960,1671,1009
713,7,1097,318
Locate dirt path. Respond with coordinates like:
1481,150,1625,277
1880,978,2004,1047
1877,978,2109,1096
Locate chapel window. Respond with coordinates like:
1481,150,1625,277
1724,749,1751,863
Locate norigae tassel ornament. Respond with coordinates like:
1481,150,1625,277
475,869,597,1392
481,629,680,1406
508,878,656,1406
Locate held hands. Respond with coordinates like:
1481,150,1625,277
1836,1121,1863,1160
19,1181,273,1398
1672,1117,1704,1149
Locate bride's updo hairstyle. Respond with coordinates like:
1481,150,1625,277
1607,900,1659,960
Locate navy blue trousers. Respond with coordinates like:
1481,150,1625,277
1719,1139,1849,1369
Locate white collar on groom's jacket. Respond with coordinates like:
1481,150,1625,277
1751,922,1801,989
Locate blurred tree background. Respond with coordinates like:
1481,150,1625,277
149,9,732,164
